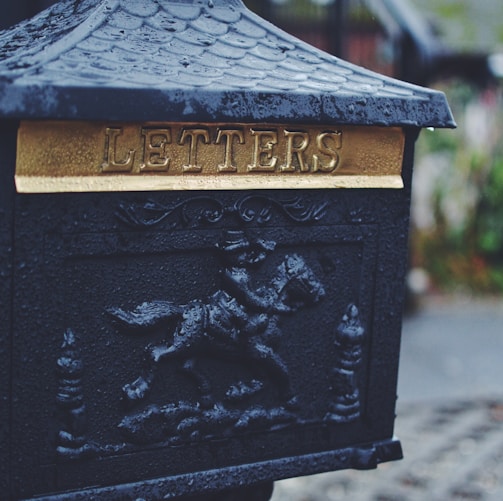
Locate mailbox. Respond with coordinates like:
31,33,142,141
0,1,454,499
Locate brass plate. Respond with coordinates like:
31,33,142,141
15,121,405,192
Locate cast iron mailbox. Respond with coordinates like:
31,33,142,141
0,1,454,499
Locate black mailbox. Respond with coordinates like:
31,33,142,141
0,1,454,499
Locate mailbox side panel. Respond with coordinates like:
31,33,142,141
365,129,416,436
0,120,16,495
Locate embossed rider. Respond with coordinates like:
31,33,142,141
108,231,325,407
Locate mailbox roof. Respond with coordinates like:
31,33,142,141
0,0,455,127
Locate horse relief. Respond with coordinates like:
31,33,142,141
107,231,325,444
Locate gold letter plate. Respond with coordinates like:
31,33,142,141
15,121,405,193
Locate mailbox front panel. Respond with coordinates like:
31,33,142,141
8,166,410,498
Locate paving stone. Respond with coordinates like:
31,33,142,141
272,399,503,500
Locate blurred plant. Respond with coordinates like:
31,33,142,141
411,79,503,293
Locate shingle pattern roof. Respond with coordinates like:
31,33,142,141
0,0,454,126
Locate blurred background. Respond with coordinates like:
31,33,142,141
2,1,503,499
242,0,503,299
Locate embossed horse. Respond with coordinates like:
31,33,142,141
108,253,325,407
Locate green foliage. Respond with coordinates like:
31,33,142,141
348,3,377,26
413,80,503,293
435,3,467,19
477,157,503,255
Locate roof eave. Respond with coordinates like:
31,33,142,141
0,80,456,128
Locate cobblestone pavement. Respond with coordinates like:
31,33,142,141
271,297,503,500
272,398,503,501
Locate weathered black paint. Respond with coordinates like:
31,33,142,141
0,1,453,500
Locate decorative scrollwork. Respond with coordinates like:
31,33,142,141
234,195,328,224
116,196,225,228
116,195,328,229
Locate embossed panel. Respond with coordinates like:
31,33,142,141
10,189,405,499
